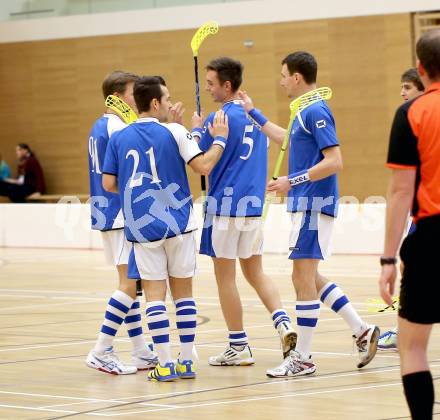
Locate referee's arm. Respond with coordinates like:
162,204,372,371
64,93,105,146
383,103,418,259
383,168,415,259
380,102,418,304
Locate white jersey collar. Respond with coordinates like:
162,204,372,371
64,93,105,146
136,117,159,123
223,100,240,106
103,113,123,119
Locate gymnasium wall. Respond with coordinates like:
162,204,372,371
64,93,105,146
0,203,386,254
0,12,412,199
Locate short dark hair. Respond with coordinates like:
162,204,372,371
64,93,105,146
102,70,139,99
416,29,440,80
282,51,317,84
206,57,243,92
133,76,165,113
401,68,424,92
153,75,166,86
17,143,33,156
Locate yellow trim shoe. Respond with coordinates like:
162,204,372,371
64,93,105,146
177,359,196,379
147,362,178,382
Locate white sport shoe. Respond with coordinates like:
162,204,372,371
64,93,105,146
132,350,158,370
266,350,316,378
355,325,380,368
277,321,297,358
86,346,137,375
378,328,398,352
208,345,255,366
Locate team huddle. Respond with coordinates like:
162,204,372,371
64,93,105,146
86,51,380,382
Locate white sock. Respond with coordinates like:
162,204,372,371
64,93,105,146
318,282,367,337
175,297,197,361
295,300,320,360
94,290,134,354
146,301,172,365
125,298,152,355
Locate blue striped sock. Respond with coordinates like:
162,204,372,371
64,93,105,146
271,309,291,329
229,331,248,349
319,282,366,336
94,290,133,353
295,300,320,360
124,298,149,354
146,301,171,365
175,298,197,361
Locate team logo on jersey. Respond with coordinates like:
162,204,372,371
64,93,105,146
186,133,193,140
316,120,326,129
123,174,191,245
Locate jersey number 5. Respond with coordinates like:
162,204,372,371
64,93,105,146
126,147,161,188
240,124,254,160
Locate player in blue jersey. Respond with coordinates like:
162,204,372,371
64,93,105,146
238,51,379,377
103,76,229,381
86,71,157,375
377,68,424,352
191,57,297,367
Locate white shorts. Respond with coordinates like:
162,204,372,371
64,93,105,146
288,211,334,260
200,215,263,259
128,231,197,280
101,229,131,266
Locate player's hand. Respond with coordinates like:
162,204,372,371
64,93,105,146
267,176,290,195
191,112,204,129
208,110,229,139
237,90,254,113
379,264,397,306
169,102,185,124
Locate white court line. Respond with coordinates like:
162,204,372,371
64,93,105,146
39,401,178,410
0,299,99,313
88,382,403,416
0,289,387,313
0,296,371,313
39,401,126,409
90,363,440,416
0,289,380,305
0,389,185,406
196,343,400,359
2,362,425,414
0,403,76,414
0,312,393,353
0,390,122,402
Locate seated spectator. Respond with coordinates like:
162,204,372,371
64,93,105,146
0,153,11,180
0,143,46,203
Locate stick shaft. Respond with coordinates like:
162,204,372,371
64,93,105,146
272,115,295,179
193,56,206,197
194,56,201,115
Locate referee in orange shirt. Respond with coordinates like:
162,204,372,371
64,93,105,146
380,28,440,419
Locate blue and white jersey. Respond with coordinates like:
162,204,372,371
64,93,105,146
198,101,268,217
103,118,202,243
88,113,126,231
288,101,339,217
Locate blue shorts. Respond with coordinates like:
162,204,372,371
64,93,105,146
288,211,335,260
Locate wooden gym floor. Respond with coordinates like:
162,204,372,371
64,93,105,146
0,247,438,419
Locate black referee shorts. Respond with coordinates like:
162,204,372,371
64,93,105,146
399,215,440,324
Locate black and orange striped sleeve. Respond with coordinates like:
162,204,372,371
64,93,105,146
386,100,419,169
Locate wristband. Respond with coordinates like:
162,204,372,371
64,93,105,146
213,136,227,149
288,170,310,188
191,127,203,138
248,108,268,128
380,257,397,266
